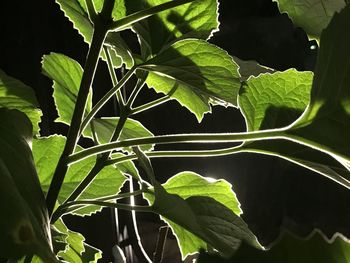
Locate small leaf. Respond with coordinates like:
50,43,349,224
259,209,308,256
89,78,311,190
0,109,56,262
141,39,241,121
125,0,219,58
92,117,154,153
198,230,350,263
55,0,134,68
273,0,346,40
54,219,102,263
144,172,259,259
41,53,93,138
32,135,127,216
0,69,42,135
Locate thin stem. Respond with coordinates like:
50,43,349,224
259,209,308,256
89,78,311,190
110,0,196,31
86,0,98,22
153,226,169,263
46,22,109,217
126,78,146,108
80,65,137,135
68,129,285,164
130,95,171,115
104,45,125,106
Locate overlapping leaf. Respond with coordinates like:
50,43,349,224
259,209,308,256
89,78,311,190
92,117,154,153
141,39,241,121
239,69,350,188
273,0,345,40
41,53,93,138
0,109,55,262
145,171,245,258
56,0,133,68
32,135,127,216
198,230,350,263
125,0,219,58
0,69,42,134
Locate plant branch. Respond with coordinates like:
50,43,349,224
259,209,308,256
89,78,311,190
80,65,137,135
110,0,196,31
130,95,171,115
46,21,109,217
68,129,285,164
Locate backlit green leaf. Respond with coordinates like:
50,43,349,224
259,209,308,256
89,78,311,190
125,0,219,58
32,135,127,216
273,0,345,40
55,0,134,68
92,117,154,153
41,53,93,138
0,69,42,135
198,230,350,263
0,109,55,262
141,39,240,121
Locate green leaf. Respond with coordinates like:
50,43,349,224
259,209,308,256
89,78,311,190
41,53,93,138
233,57,275,81
286,4,350,171
32,135,127,216
55,0,134,68
141,39,241,121
143,172,259,259
0,69,42,135
273,0,346,40
198,230,350,263
239,69,350,188
145,171,244,258
125,0,219,58
54,219,102,263
76,0,126,21
92,117,154,153
0,109,56,262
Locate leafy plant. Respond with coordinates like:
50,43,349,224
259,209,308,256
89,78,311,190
1,0,350,262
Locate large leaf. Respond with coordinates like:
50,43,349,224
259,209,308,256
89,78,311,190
198,230,350,263
0,109,55,261
239,69,350,188
41,53,93,138
0,69,42,135
125,0,219,58
32,135,127,216
92,117,154,153
53,219,102,262
141,39,241,121
145,171,244,258
55,0,133,68
286,4,350,171
273,0,346,40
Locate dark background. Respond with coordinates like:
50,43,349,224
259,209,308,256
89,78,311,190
1,0,350,262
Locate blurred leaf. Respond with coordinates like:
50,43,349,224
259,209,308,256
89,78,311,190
273,0,345,40
198,230,350,263
0,109,56,262
0,69,42,135
32,135,127,216
141,39,240,121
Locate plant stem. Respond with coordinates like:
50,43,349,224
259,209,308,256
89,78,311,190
110,0,196,31
130,95,171,115
46,22,109,217
80,65,137,135
68,129,286,164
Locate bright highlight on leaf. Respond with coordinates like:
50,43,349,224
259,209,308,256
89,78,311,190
141,39,241,121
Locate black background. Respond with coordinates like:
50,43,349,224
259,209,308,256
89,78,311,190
1,0,350,262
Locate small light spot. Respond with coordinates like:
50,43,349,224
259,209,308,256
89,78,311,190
310,45,317,50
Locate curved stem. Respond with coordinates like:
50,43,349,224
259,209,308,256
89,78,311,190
126,78,146,108
46,22,109,217
130,95,171,115
104,45,125,106
68,129,285,164
80,65,137,135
